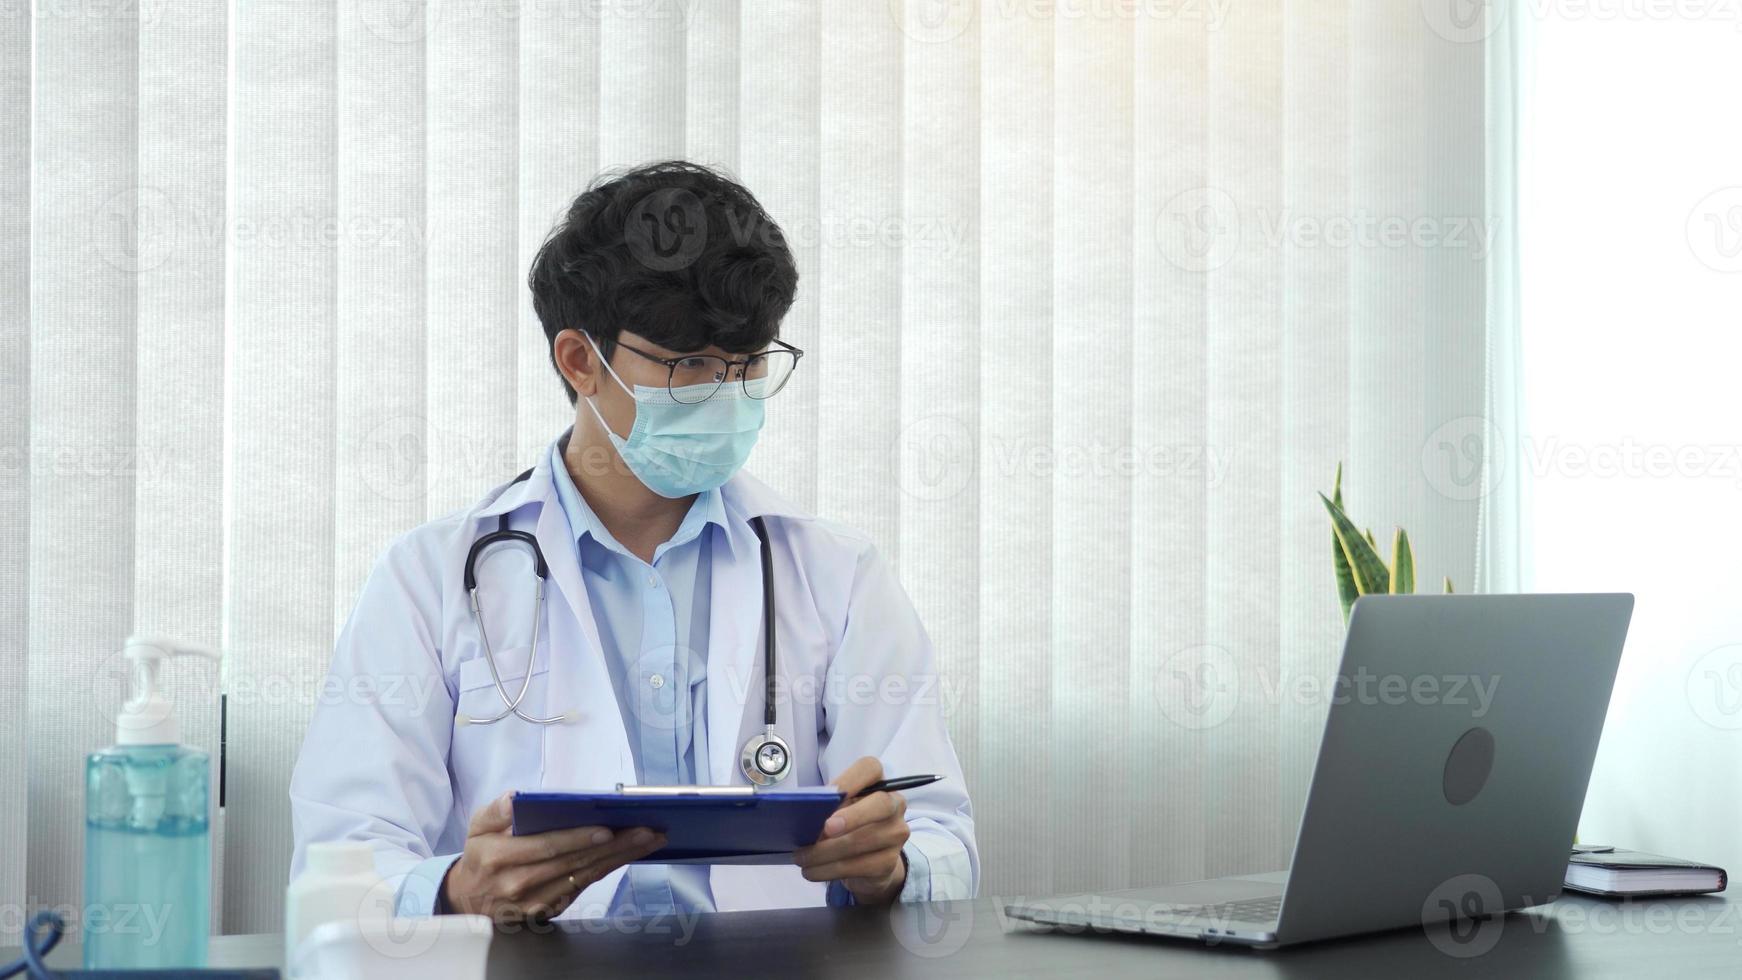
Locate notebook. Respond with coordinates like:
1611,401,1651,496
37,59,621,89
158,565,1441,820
1564,847,1728,897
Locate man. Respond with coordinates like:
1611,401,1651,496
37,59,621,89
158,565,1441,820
289,161,977,920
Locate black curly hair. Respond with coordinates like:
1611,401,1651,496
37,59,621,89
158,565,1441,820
527,160,799,403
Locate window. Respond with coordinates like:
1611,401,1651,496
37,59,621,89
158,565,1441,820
1522,10,1742,868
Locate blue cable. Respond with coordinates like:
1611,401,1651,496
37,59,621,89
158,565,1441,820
0,910,64,979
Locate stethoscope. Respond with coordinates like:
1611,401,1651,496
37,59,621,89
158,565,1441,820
457,468,793,786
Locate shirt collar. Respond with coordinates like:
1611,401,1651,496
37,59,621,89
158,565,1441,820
547,439,728,566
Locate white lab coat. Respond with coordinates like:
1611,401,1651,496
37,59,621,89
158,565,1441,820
289,434,978,917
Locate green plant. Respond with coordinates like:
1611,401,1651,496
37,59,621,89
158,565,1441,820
1320,463,1455,623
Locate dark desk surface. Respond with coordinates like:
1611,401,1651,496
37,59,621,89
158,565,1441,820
17,893,1740,977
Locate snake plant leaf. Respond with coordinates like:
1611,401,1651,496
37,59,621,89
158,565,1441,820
1330,467,1358,621
1390,527,1415,595
1444,576,1455,594
1332,538,1359,621
1320,493,1389,597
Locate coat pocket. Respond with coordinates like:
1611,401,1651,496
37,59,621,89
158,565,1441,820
449,646,554,819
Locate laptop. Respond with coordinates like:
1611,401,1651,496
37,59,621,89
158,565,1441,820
1004,593,1635,949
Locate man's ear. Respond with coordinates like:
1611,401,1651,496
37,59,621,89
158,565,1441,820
552,329,599,398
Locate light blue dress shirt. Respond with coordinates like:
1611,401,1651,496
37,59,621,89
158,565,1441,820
549,442,721,916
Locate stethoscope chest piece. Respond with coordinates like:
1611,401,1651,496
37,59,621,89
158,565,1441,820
740,726,793,786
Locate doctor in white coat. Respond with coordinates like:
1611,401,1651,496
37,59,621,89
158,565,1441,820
289,161,977,922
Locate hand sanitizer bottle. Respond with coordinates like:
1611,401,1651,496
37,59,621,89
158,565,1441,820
84,636,220,969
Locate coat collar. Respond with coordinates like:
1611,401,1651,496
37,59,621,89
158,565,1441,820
475,428,813,533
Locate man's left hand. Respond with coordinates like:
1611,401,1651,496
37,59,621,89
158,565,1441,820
793,756,910,904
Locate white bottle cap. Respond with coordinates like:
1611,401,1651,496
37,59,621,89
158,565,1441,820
306,841,377,876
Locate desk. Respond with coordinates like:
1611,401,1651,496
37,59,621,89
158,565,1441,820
14,893,1741,977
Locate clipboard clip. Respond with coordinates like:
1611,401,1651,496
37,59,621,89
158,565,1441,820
615,784,758,797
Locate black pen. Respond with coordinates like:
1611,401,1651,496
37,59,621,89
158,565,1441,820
851,774,944,800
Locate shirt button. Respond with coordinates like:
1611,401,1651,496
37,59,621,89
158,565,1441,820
649,674,666,689
647,575,659,588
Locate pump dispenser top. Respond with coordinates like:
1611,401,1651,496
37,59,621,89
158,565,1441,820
116,635,220,746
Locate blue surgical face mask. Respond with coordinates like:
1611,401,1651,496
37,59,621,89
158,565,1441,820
582,336,766,498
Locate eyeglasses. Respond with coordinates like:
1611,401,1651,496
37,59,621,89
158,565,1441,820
611,338,804,405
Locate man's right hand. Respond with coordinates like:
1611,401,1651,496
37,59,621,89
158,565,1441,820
442,792,666,922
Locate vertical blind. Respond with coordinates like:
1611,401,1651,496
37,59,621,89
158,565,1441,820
1,0,1514,935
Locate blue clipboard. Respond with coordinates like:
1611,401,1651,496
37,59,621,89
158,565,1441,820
511,786,845,864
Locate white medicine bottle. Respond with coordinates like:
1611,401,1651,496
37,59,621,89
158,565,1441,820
285,840,393,972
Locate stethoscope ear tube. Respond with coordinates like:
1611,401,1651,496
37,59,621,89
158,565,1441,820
460,468,789,784
751,516,777,728
458,469,566,726
464,527,548,591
